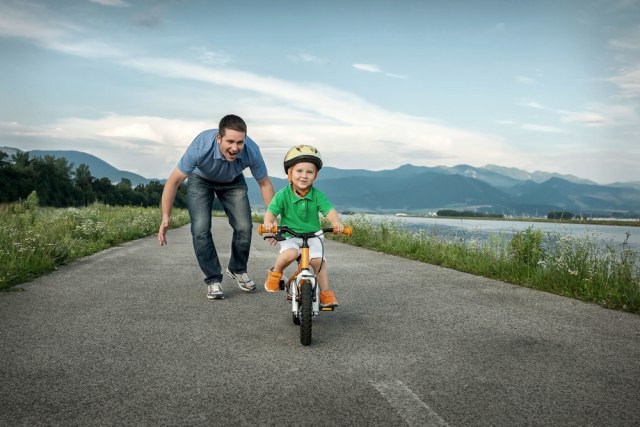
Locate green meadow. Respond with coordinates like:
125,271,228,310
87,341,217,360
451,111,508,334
0,193,189,291
2,197,638,314
327,214,639,314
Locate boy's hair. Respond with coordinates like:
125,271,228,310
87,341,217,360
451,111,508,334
219,114,247,137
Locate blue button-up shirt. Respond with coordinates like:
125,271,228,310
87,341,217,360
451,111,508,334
177,129,268,183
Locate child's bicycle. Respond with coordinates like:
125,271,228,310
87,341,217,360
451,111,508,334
258,225,352,346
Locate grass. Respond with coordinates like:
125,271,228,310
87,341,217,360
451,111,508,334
326,214,640,314
0,197,190,291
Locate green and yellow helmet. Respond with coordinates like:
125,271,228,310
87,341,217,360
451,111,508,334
283,144,323,174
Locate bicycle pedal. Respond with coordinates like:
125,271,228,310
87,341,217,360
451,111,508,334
320,307,335,311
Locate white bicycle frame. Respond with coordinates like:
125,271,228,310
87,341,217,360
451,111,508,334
290,268,320,317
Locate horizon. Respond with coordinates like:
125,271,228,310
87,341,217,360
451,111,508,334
3,144,633,186
1,0,639,184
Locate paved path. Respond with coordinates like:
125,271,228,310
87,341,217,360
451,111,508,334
1,217,639,426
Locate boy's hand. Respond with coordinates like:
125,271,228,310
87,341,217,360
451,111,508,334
262,221,279,246
332,222,344,234
262,221,277,233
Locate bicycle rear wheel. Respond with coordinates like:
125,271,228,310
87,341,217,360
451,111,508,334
299,281,312,346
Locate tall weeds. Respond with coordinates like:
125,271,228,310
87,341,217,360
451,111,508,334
329,215,639,313
0,195,190,290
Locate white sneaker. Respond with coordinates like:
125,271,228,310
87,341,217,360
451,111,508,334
207,282,224,300
226,268,256,292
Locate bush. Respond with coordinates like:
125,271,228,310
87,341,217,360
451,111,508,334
509,226,545,267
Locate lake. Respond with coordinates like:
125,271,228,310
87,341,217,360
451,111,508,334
345,214,640,251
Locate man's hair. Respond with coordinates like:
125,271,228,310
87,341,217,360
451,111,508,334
219,114,247,137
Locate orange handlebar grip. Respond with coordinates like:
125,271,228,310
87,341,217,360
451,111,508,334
258,225,278,235
334,226,352,236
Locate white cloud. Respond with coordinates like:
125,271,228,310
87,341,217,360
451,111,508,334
559,111,609,126
353,63,381,73
197,48,232,65
521,123,566,133
609,25,640,50
0,2,69,40
609,66,640,98
287,53,326,64
353,63,406,79
518,100,636,128
89,0,130,7
519,100,546,110
385,73,407,79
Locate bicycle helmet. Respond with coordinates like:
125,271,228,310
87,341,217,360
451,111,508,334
283,145,323,174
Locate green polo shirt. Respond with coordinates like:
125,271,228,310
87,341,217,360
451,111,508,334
267,185,334,234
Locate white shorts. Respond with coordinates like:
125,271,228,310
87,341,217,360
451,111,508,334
278,232,327,261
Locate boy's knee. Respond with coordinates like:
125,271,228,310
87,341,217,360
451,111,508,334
282,249,298,263
310,258,326,268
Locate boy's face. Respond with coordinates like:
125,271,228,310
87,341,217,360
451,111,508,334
216,129,245,161
290,161,318,191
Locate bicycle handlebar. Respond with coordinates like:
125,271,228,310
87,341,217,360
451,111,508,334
258,224,352,237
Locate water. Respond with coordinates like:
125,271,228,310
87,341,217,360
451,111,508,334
346,214,640,251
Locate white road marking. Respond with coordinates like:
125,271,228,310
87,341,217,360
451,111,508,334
372,380,449,427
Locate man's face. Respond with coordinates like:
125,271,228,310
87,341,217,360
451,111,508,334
216,129,245,161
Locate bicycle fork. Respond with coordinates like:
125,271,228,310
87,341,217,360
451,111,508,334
291,270,320,317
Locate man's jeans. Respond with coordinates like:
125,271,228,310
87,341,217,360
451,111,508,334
188,174,253,284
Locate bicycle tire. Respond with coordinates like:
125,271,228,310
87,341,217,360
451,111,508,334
300,281,312,346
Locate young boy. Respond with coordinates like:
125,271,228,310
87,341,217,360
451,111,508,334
262,145,344,308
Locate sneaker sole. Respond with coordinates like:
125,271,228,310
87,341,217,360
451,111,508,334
225,269,256,292
320,303,339,309
207,294,224,300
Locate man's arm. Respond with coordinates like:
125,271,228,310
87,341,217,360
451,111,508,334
256,175,275,207
158,167,188,246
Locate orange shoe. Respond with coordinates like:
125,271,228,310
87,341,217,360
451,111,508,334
320,291,339,308
264,269,282,293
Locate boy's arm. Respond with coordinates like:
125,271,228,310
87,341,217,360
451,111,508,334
262,211,279,246
324,209,344,234
263,211,278,230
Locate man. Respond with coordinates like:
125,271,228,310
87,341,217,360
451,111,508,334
158,114,275,300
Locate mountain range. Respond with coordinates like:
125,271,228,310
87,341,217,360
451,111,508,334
3,147,639,217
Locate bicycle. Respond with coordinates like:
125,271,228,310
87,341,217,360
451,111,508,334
258,225,352,346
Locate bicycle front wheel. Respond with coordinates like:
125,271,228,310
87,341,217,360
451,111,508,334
299,281,312,346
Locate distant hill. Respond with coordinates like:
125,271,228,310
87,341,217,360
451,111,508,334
248,166,640,216
483,164,596,185
2,146,638,216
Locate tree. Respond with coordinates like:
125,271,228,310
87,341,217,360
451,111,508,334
74,163,96,206
547,211,574,220
31,156,82,206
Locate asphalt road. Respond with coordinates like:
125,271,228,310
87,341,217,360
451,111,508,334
1,217,639,426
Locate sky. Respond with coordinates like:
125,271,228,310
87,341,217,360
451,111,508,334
0,0,639,184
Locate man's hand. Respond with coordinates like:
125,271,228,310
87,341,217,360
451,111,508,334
158,217,171,246
331,222,345,234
